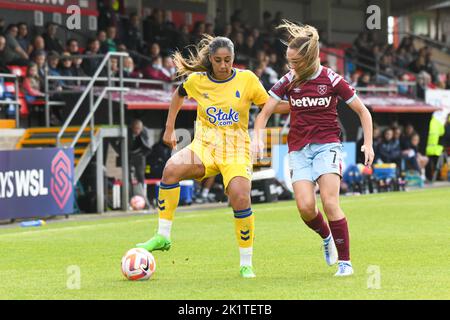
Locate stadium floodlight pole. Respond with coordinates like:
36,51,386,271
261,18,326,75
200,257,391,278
119,54,129,211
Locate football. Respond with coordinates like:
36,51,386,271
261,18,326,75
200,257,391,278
130,195,146,210
121,248,156,281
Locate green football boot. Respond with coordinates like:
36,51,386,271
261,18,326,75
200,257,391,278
136,234,171,252
240,265,256,278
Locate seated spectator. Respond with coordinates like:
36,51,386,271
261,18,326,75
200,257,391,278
29,35,46,59
67,38,81,55
3,24,29,65
377,128,402,167
70,53,86,80
142,56,172,82
162,56,177,81
97,30,107,52
47,51,64,90
32,49,46,87
0,35,18,67
123,56,142,79
22,62,45,99
402,133,428,179
82,38,103,76
357,72,371,87
103,25,119,53
123,13,143,52
17,22,30,53
400,123,415,150
176,24,192,54
59,52,80,86
42,22,64,54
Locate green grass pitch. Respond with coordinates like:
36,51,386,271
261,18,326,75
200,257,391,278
1,187,449,300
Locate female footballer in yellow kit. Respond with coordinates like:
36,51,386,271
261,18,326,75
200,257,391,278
137,35,287,278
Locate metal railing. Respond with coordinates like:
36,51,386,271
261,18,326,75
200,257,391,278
0,73,21,127
56,51,131,212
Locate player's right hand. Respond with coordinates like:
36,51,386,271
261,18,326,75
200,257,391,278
163,128,177,150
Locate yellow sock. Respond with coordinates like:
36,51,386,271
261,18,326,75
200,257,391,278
233,208,254,249
157,182,180,238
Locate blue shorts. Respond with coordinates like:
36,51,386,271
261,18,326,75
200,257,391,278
289,143,343,183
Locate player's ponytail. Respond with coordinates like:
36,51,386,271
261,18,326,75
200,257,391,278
173,35,235,77
277,19,320,88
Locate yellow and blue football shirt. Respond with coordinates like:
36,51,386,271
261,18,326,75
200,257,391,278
182,68,269,188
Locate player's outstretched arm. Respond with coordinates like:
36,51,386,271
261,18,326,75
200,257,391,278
273,100,290,114
347,96,375,167
252,97,281,156
164,87,185,150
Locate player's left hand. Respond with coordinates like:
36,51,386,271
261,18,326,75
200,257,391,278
361,145,375,167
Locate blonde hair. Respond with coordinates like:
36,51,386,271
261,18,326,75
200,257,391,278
277,19,320,88
172,35,234,78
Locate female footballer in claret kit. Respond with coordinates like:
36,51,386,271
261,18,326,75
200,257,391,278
253,20,375,276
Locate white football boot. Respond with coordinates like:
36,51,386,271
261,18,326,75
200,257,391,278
334,261,354,277
323,234,338,266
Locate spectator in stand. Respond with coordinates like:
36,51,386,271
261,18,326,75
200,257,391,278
349,71,361,88
222,24,232,38
32,49,46,86
123,13,143,52
400,123,416,150
0,36,11,73
123,56,142,79
416,70,433,100
0,17,5,35
205,23,215,36
143,8,166,45
395,47,412,69
82,38,103,76
47,51,64,91
97,30,107,53
17,22,30,53
241,35,258,61
378,54,396,83
176,24,191,54
392,125,402,147
142,56,171,82
377,128,402,168
0,35,18,67
162,55,177,81
22,62,45,99
59,52,77,86
402,133,428,179
357,72,371,87
191,21,206,45
103,25,119,52
67,39,81,55
148,42,161,61
70,53,86,80
109,57,119,78
42,22,64,54
29,35,46,59
4,24,29,65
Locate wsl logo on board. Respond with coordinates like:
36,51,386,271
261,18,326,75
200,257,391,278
206,106,239,126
